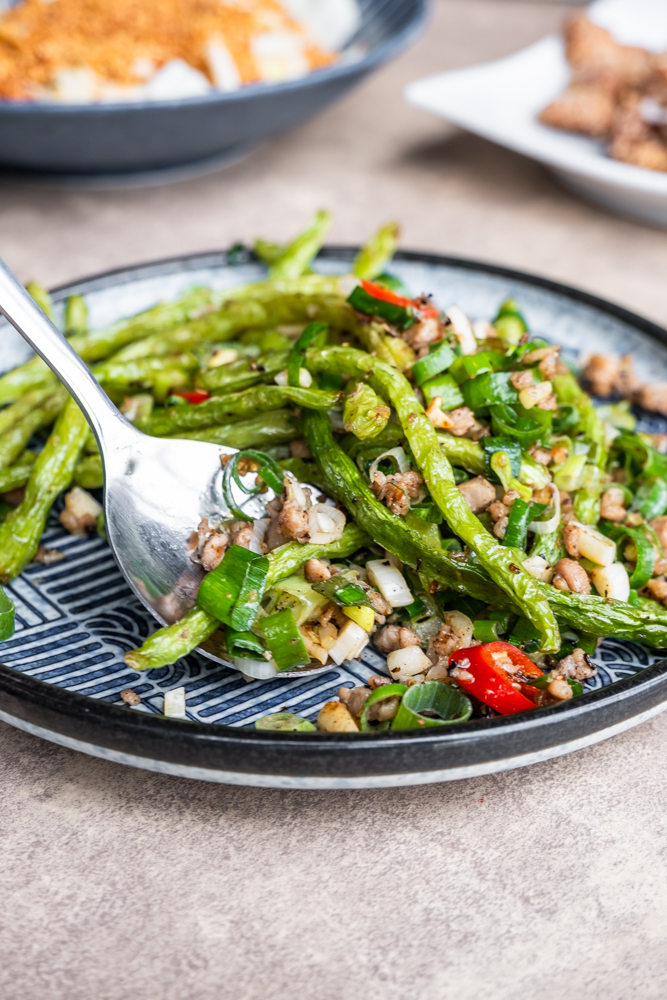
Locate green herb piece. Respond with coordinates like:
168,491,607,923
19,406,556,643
261,608,311,671
402,594,428,620
490,404,548,448
493,299,528,345
255,712,316,732
222,448,285,521
347,285,414,331
614,433,667,481
462,371,519,410
412,343,456,386
503,500,547,550
552,405,579,433
473,619,502,642
287,321,328,388
197,545,269,630
225,627,266,659
421,372,465,408
605,523,658,591
360,683,407,732
484,437,522,480
312,576,371,608
391,681,472,729
553,454,588,492
449,351,507,384
404,508,442,549
508,617,542,653
632,478,667,521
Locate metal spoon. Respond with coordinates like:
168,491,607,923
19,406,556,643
0,257,322,678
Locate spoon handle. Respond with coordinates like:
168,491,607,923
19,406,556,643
0,256,131,448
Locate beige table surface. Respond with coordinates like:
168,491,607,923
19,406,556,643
2,3,667,998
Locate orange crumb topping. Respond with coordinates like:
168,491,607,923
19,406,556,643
0,0,334,100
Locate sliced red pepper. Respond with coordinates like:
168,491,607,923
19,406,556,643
360,279,415,309
449,640,544,716
360,279,439,319
173,390,210,405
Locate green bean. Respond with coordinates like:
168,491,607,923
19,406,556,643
223,274,343,303
254,239,283,266
26,281,55,321
199,351,289,395
0,451,36,493
124,524,369,671
353,222,400,280
436,433,486,475
94,352,199,391
0,389,66,471
0,397,89,581
172,410,298,450
0,386,55,437
64,295,88,336
72,454,103,490
0,285,216,405
227,292,357,332
354,319,416,371
138,385,339,437
307,346,561,652
269,210,331,280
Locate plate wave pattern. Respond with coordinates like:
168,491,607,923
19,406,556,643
1,252,666,727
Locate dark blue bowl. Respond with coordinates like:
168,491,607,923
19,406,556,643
0,0,428,176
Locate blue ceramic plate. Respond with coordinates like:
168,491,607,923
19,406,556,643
1,247,667,788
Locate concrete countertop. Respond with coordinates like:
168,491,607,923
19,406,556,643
1,3,666,998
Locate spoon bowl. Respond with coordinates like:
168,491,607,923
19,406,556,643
0,256,297,673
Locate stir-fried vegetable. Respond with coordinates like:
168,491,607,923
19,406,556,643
4,211,667,732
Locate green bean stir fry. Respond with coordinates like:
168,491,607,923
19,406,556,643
2,211,667,731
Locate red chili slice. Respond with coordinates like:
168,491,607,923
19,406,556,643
173,390,210,405
449,640,544,716
360,279,439,319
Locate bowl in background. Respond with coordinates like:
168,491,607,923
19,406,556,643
0,0,427,181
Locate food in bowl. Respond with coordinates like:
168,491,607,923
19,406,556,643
0,0,361,103
3,212,667,732
540,14,667,173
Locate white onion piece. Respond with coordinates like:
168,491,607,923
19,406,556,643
574,522,617,567
163,687,186,719
366,559,413,607
234,656,278,680
248,517,270,555
274,368,312,388
528,483,560,535
328,620,369,665
522,554,554,583
590,563,630,602
368,447,410,482
285,477,311,511
308,503,346,544
446,305,476,355
386,646,431,683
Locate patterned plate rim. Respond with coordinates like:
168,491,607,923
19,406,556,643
1,246,667,782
